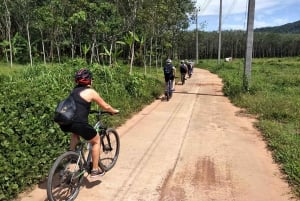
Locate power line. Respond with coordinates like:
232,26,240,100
198,0,211,15
222,0,238,21
243,0,249,30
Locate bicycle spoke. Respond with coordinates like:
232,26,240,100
99,129,120,171
47,152,83,201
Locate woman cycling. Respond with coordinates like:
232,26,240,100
59,68,119,178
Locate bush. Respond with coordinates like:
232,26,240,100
0,62,164,200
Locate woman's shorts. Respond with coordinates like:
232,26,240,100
60,122,97,141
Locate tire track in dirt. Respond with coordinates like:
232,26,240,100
157,69,296,201
111,97,187,201
158,78,201,201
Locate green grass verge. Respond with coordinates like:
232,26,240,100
199,57,300,198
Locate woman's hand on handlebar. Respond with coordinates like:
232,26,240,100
111,109,119,115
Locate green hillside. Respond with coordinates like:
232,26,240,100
255,20,300,34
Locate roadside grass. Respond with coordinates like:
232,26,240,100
0,62,25,81
199,57,300,198
0,62,24,73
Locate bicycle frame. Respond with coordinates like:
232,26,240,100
73,118,105,175
72,143,91,179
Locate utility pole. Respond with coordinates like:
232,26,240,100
195,7,200,64
217,0,222,64
243,0,255,90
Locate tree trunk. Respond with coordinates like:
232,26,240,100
26,22,33,66
50,40,54,62
4,0,13,67
40,29,46,65
143,39,147,74
150,36,153,68
129,39,135,74
90,34,96,64
70,26,75,59
96,46,100,64
56,42,61,63
109,42,113,66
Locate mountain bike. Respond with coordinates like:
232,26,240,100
164,79,173,101
47,110,120,201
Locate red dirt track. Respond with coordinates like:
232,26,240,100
17,68,297,201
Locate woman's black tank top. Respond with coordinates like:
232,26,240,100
71,86,91,123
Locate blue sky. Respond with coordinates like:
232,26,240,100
190,0,300,31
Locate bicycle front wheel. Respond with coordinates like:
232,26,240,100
47,151,83,201
99,128,120,172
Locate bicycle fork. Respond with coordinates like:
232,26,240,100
100,131,113,153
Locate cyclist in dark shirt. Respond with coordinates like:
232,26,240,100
60,68,119,178
187,61,193,78
179,60,187,84
163,59,175,91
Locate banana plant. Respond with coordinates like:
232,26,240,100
82,44,90,61
124,31,140,74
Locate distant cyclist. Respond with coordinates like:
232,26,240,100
187,61,193,78
179,60,187,85
163,59,175,92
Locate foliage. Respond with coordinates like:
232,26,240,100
0,62,164,200
200,57,300,198
1,1,300,68
0,0,195,66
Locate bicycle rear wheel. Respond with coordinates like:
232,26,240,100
181,74,185,85
47,151,83,201
99,128,120,171
168,80,173,98
165,90,169,101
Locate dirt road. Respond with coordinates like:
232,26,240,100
19,68,296,201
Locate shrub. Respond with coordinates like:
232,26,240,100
0,62,164,200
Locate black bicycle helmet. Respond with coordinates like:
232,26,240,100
74,68,93,85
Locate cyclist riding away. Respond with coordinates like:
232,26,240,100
187,61,193,78
163,59,175,92
179,60,187,85
59,68,119,178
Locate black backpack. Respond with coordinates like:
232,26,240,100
180,64,187,73
53,95,76,125
164,63,172,74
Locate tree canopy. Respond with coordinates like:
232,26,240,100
0,0,299,67
0,0,195,67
